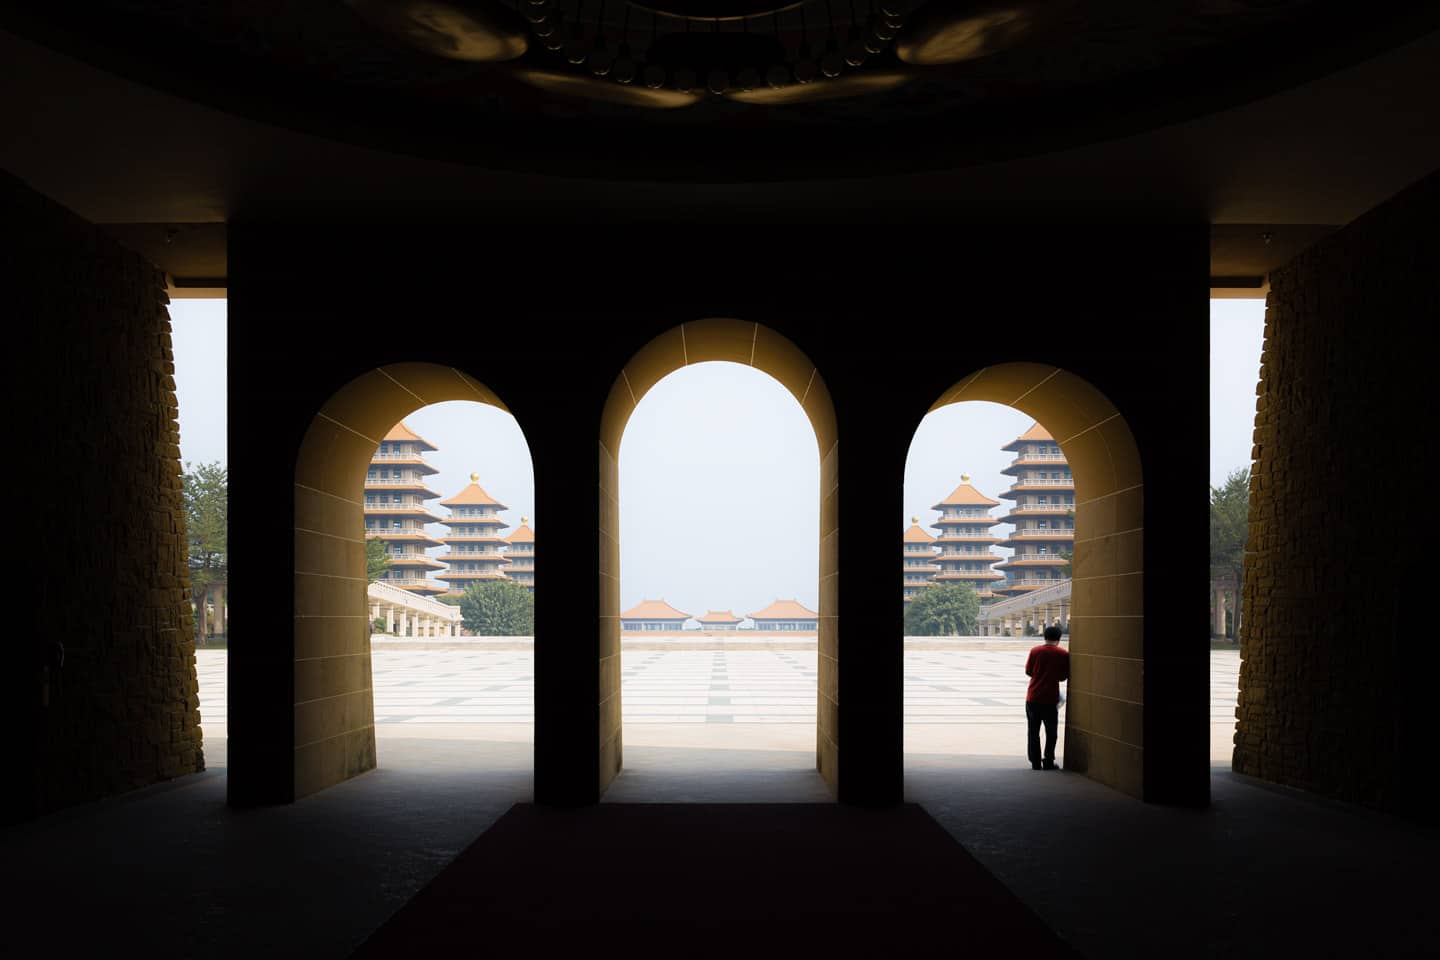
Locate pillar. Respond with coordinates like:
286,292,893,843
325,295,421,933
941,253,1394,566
385,606,395,634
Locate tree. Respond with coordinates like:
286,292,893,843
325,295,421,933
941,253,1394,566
459,580,535,636
365,537,391,583
1210,467,1250,635
181,461,227,642
904,583,982,637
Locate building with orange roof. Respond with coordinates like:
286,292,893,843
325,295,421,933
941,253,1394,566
364,421,446,594
995,422,1074,596
748,599,818,632
930,476,1005,598
504,517,535,592
902,517,940,604
695,610,743,632
620,599,692,632
435,472,511,594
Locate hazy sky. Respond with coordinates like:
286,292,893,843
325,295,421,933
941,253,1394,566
169,298,1266,609
619,362,819,620
1209,299,1267,489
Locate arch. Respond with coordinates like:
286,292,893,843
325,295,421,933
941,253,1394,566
599,320,838,795
927,362,1144,798
293,362,513,799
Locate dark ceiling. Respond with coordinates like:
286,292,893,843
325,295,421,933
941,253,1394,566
1,2,1437,287
4,1,1437,181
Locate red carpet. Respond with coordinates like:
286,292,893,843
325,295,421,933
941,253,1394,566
354,803,1076,957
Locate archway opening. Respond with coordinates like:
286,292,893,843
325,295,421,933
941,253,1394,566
904,401,1073,769
171,296,227,769
294,364,532,800
904,364,1144,798
598,320,838,798
1210,298,1266,767
610,360,822,800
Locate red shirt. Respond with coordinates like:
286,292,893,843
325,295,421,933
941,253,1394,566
1025,642,1070,704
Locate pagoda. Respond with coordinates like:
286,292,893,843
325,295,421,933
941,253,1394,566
902,517,939,603
435,472,511,594
363,421,446,594
504,517,535,592
995,422,1075,595
930,476,1005,599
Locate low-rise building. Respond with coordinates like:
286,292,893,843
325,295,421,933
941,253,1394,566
748,599,819,632
620,599,692,631
695,610,743,631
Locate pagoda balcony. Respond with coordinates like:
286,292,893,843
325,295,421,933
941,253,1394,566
1006,528,1075,538
364,481,442,496
1003,478,1074,491
379,577,446,591
387,554,445,567
934,571,1005,581
369,531,444,544
442,534,509,543
1007,453,1067,466
1002,504,1074,516
364,505,442,519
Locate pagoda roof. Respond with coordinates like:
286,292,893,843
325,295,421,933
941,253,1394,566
930,483,1000,509
507,521,535,543
903,522,936,544
383,421,438,451
621,599,692,621
697,610,743,623
440,477,510,509
749,599,818,620
1001,422,1056,451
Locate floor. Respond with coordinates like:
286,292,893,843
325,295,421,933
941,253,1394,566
15,646,1424,959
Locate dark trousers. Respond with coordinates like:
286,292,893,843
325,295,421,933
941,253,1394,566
1026,700,1059,767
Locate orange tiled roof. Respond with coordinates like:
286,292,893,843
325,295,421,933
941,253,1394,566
930,484,1000,509
383,421,439,451
749,599,818,620
903,523,936,544
440,479,510,509
621,599,692,620
507,521,535,543
697,610,743,623
1001,421,1058,451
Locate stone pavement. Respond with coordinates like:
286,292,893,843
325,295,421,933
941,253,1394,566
197,647,1240,763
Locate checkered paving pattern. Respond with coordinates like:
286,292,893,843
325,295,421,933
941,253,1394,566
195,648,1241,754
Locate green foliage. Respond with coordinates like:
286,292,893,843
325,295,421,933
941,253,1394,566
182,461,227,587
365,537,391,583
459,580,535,636
372,617,388,633
1025,623,1039,636
434,594,464,606
904,583,981,637
1210,467,1249,583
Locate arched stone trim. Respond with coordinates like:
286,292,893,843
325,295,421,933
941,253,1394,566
929,362,1144,798
293,363,511,799
599,320,838,795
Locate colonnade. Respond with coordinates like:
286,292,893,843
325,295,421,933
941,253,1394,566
977,580,1072,637
366,579,462,637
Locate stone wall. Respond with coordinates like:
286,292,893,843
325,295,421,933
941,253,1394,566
5,171,203,823
1235,171,1436,815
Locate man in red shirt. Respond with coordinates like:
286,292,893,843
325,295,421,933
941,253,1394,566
1024,625,1070,770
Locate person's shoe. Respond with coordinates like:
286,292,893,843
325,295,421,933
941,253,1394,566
1031,763,1042,770
1042,761,1059,770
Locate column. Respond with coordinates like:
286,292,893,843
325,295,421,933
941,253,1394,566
214,583,227,634
386,605,395,634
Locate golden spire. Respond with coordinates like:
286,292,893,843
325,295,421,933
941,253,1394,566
521,516,529,524
911,516,918,524
470,472,479,482
961,473,971,482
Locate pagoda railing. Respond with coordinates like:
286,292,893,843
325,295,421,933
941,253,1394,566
368,579,462,619
1008,478,1075,487
1009,453,1067,464
980,579,1072,619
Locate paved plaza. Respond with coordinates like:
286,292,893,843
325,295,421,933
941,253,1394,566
197,646,1241,764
